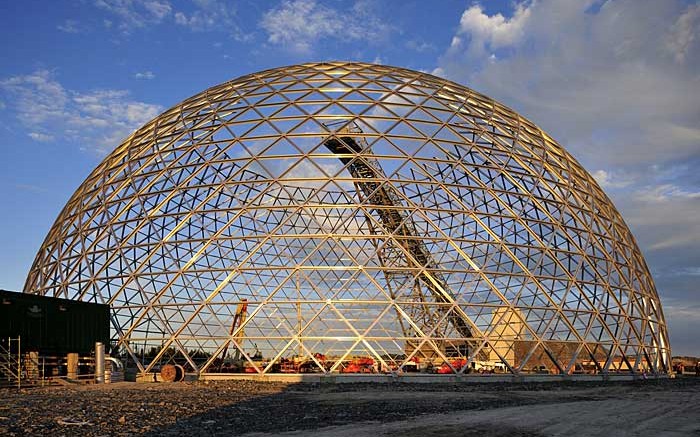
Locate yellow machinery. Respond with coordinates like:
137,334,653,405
218,299,248,370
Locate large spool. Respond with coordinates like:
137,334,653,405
160,364,185,382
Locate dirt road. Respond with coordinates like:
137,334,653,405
263,388,700,437
1,378,698,436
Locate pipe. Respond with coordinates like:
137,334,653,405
95,342,105,384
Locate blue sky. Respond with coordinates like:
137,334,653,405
1,0,698,355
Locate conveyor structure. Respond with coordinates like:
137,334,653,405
323,126,474,352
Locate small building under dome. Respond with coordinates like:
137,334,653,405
0,288,109,355
23,62,671,379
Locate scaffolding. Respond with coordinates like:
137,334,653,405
0,337,21,388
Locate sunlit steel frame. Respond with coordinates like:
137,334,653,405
24,61,671,377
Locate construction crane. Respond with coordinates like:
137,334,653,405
323,125,474,351
218,299,248,371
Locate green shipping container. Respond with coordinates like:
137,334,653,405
0,289,110,355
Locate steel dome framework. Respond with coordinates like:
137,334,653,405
25,62,670,377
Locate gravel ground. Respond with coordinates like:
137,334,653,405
0,378,698,436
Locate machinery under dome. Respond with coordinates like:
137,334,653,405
24,62,671,378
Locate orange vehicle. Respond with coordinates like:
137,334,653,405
298,353,327,373
341,357,375,373
437,358,468,374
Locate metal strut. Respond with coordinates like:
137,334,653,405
323,126,473,343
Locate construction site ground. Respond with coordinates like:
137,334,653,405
1,377,699,436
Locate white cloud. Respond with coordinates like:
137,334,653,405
0,70,69,125
173,0,246,38
57,19,80,34
0,70,162,154
666,267,700,277
134,71,155,80
430,67,446,78
613,183,700,252
174,11,188,25
406,39,434,53
28,132,54,142
94,0,172,31
436,0,700,168
451,3,532,56
666,3,700,64
96,0,249,40
591,169,633,189
663,299,700,321
635,183,700,203
588,162,700,251
260,0,391,54
143,0,172,20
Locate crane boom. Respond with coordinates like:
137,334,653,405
219,299,248,370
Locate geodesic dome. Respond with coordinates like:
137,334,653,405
25,61,670,376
